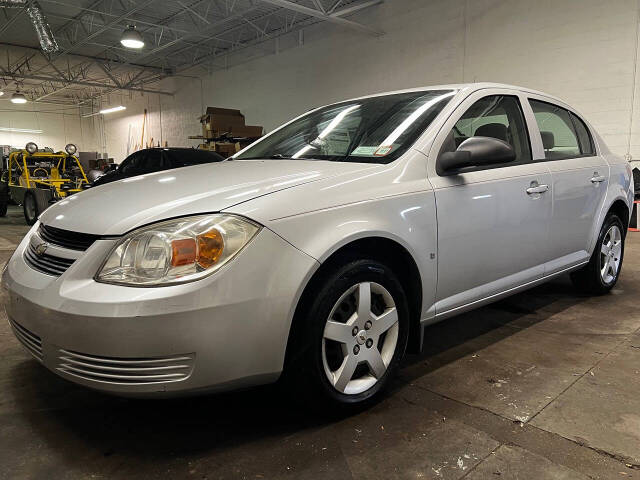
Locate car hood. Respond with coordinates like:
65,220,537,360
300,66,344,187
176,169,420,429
40,159,378,235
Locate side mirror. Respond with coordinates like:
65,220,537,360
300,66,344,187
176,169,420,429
440,136,516,172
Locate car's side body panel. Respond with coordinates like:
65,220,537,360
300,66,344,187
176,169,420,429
227,150,440,321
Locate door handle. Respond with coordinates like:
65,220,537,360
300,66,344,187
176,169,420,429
526,183,549,194
591,172,606,183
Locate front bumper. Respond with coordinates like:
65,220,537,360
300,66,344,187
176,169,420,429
2,224,318,396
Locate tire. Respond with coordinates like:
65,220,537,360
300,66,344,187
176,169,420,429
287,258,410,411
23,191,39,226
570,213,625,295
0,181,7,217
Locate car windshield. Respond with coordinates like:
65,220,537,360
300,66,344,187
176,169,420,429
235,90,455,164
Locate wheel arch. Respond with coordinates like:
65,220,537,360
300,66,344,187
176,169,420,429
284,235,425,372
607,198,630,229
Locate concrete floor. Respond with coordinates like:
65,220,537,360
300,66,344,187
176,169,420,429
1,204,640,479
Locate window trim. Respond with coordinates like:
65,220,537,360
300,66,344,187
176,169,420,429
568,111,595,156
435,94,533,176
528,98,596,162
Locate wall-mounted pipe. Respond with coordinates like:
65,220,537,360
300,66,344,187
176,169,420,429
0,0,59,53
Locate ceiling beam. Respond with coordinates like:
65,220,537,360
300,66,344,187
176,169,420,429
258,0,383,37
0,42,167,73
0,71,173,96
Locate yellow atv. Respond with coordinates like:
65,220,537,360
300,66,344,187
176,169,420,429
0,142,90,225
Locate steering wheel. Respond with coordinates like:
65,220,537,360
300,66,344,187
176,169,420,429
32,168,48,178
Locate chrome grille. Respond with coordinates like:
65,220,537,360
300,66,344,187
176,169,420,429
38,224,99,251
24,242,75,276
57,350,195,385
9,318,43,361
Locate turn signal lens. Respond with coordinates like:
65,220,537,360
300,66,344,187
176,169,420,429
171,238,196,266
197,229,224,268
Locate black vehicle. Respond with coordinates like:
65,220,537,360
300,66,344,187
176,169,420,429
91,147,224,187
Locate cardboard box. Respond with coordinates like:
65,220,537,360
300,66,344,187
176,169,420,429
200,107,245,130
198,106,263,141
231,125,263,138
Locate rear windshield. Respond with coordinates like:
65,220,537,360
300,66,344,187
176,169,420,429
235,90,455,164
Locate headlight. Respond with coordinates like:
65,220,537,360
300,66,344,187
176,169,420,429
65,143,77,155
96,214,260,286
25,142,38,154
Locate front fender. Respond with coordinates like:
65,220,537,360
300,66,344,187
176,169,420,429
262,191,438,321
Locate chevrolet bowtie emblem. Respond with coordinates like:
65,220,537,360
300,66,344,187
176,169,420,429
34,242,48,256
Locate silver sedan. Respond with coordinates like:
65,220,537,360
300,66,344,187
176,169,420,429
2,83,633,407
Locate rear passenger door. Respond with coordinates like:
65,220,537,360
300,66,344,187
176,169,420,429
527,98,609,274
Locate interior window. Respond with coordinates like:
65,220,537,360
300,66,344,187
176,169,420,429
529,100,583,160
439,95,531,169
569,112,595,156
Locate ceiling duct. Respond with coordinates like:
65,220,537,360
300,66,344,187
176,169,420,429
26,2,59,53
0,0,59,53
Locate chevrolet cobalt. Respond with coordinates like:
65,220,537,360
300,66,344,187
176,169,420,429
3,83,632,407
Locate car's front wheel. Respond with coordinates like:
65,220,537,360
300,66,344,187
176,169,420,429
571,213,625,294
290,258,410,409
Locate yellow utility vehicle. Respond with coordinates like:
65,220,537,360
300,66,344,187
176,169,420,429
0,142,89,225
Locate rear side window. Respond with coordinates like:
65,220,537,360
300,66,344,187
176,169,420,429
569,112,595,155
529,100,594,160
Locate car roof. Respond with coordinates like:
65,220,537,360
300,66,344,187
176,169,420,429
337,82,568,108
141,147,218,153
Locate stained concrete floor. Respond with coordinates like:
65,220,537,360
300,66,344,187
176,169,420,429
1,204,640,479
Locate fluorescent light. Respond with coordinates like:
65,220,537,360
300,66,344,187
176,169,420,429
0,127,42,134
99,105,126,114
120,25,144,49
11,92,27,104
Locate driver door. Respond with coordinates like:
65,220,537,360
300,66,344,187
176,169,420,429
427,90,553,317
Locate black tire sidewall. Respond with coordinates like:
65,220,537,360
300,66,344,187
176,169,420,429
298,259,410,407
23,192,38,225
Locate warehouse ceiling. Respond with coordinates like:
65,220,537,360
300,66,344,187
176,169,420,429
0,0,383,106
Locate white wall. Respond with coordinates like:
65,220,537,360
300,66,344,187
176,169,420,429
0,98,98,153
102,0,640,161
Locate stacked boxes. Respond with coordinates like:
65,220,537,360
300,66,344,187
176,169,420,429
200,107,263,140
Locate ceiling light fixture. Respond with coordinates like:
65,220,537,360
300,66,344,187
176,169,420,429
120,25,144,49
0,91,4,96
0,127,43,134
11,92,27,104
99,105,126,114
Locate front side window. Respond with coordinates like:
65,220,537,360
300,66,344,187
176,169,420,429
529,100,593,160
438,95,532,171
235,90,456,164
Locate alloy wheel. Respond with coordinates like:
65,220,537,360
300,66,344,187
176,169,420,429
600,225,622,284
322,281,399,395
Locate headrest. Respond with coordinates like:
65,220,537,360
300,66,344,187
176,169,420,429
541,131,555,150
474,123,508,142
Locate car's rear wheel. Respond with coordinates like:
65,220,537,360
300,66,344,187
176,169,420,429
570,213,625,294
23,191,39,226
289,258,409,410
